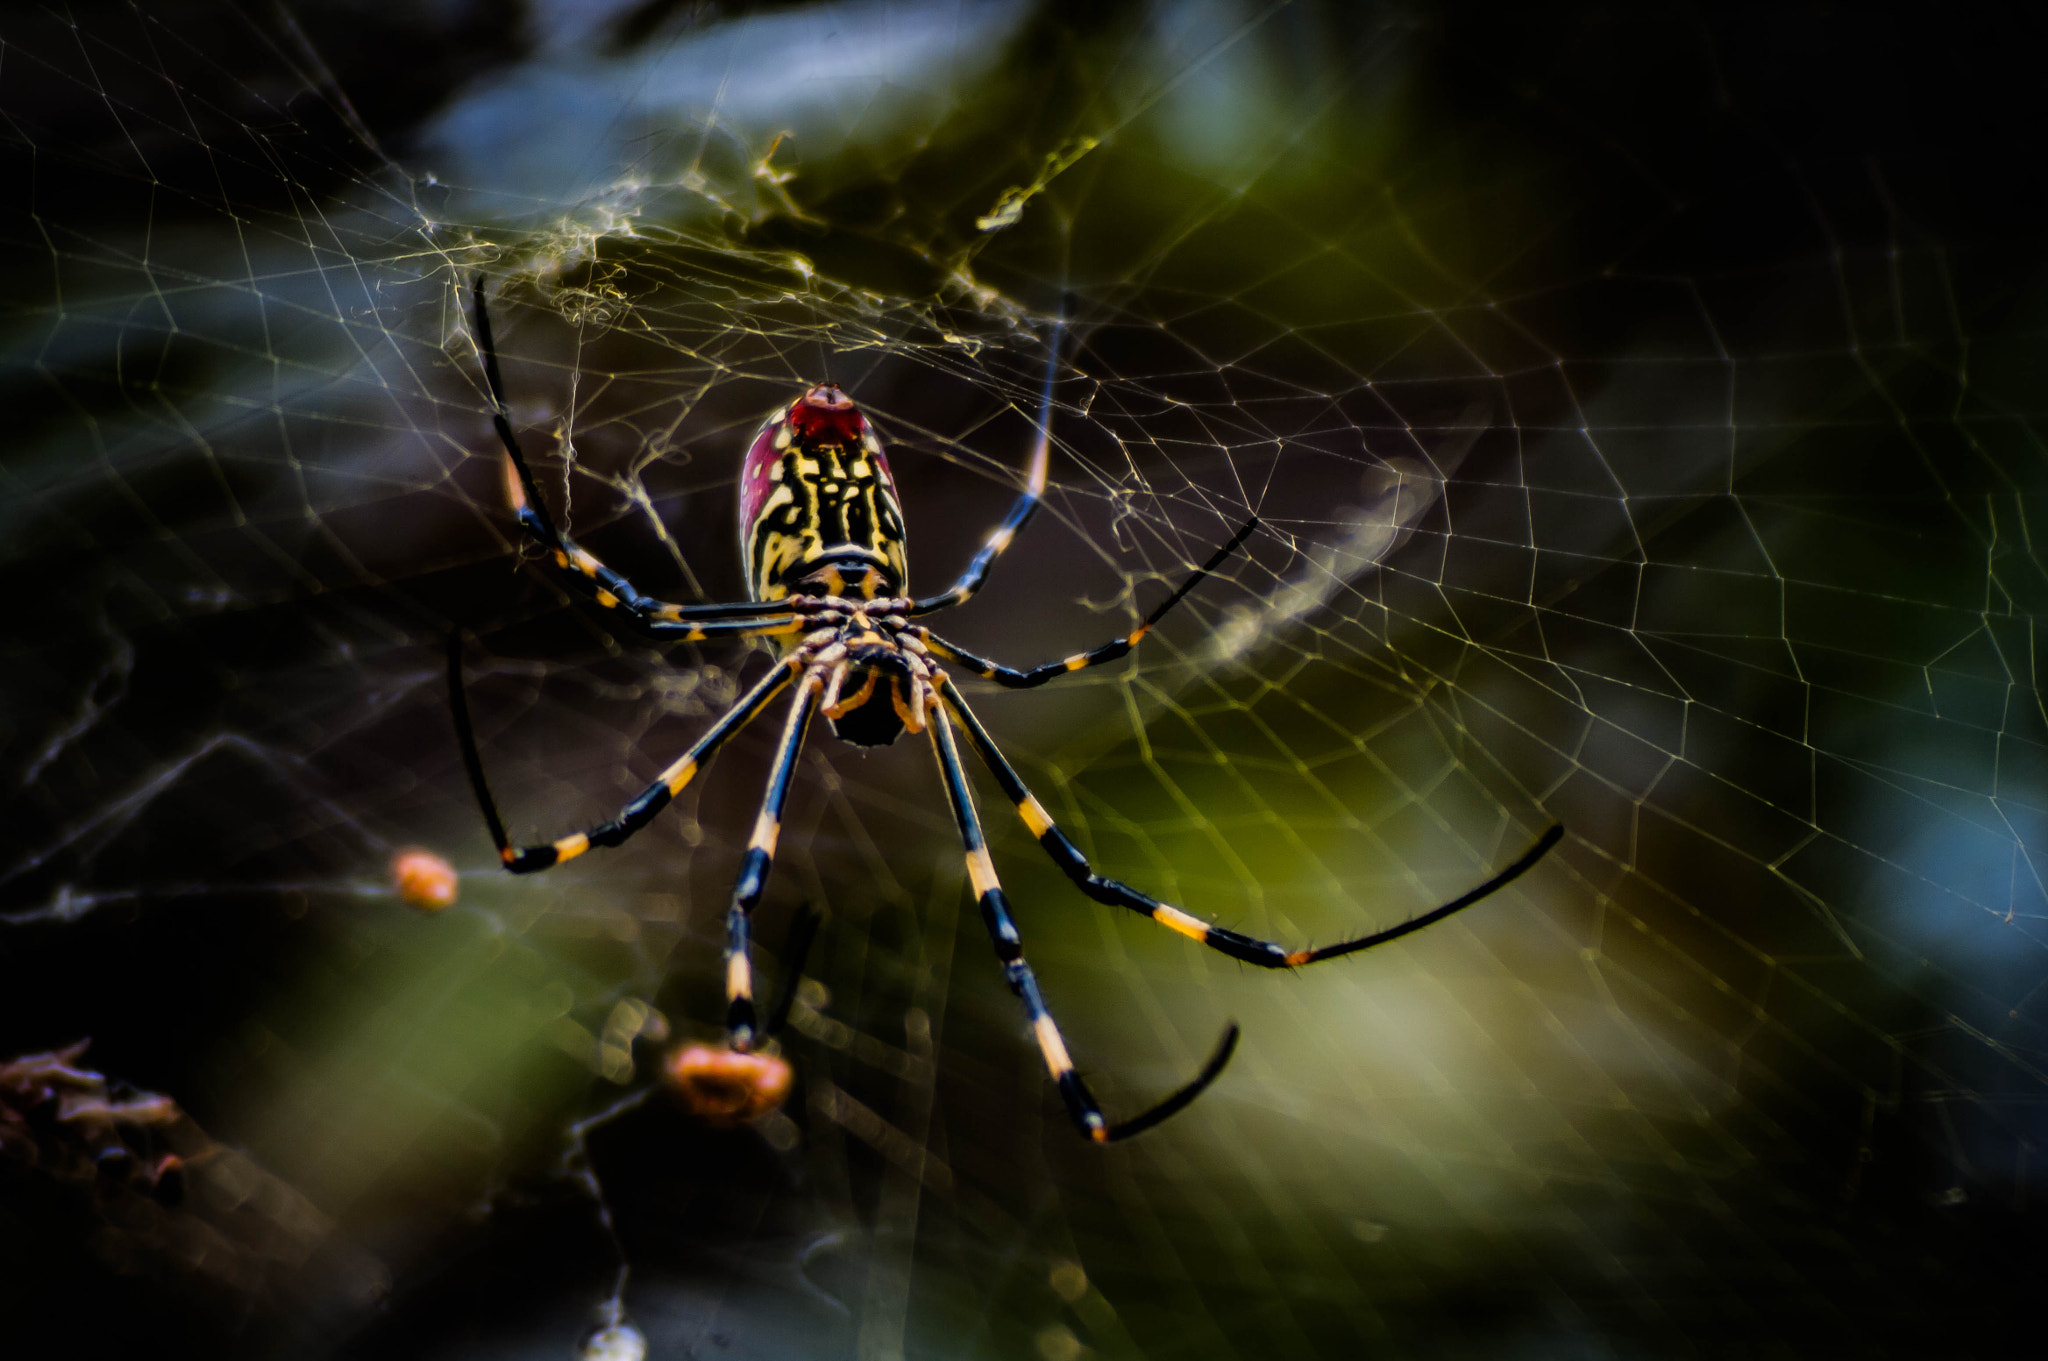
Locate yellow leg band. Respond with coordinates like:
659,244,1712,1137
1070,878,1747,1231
1033,1014,1075,1075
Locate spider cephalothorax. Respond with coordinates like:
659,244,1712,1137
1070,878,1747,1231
451,277,1562,1142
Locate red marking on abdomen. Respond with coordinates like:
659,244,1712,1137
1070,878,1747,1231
738,416,784,541
786,385,866,442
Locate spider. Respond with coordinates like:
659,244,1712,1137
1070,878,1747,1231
449,277,1564,1143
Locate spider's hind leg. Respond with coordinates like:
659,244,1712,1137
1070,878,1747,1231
926,701,1236,1142
447,633,800,873
722,670,824,1049
934,673,1563,967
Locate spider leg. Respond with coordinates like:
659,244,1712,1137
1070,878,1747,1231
468,276,791,634
928,701,1239,1142
724,671,823,1049
909,312,1065,615
449,633,800,872
917,516,1258,689
937,673,1564,966
645,616,813,644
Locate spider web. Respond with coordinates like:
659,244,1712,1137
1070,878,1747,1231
4,0,2045,1355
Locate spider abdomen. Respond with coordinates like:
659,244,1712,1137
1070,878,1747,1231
739,385,908,602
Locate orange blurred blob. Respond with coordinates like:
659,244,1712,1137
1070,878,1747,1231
663,1044,791,1126
392,848,458,911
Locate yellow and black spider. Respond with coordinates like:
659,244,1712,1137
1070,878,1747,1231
449,277,1564,1143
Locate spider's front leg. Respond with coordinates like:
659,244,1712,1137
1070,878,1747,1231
918,516,1259,689
467,276,791,637
908,309,1066,616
